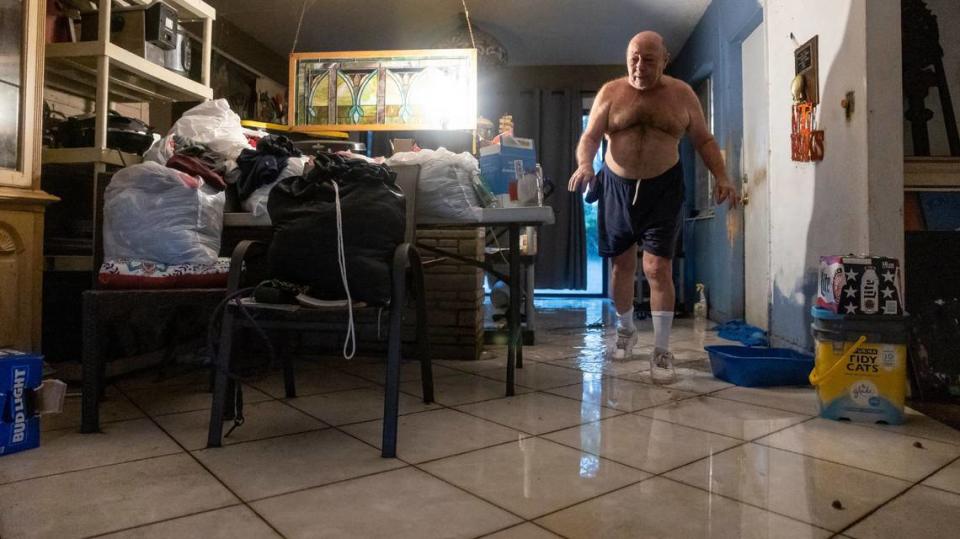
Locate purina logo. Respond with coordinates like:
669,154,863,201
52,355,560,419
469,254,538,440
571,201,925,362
10,367,27,444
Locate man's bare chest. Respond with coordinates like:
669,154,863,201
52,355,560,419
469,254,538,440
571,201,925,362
607,95,688,138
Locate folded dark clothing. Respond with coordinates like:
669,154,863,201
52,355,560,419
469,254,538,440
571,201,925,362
167,154,227,191
235,135,302,200
171,134,227,173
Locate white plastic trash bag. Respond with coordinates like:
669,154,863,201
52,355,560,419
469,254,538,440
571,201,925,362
241,155,309,218
103,162,225,265
144,99,249,164
386,148,483,221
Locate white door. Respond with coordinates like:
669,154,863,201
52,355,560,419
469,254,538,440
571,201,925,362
741,22,771,330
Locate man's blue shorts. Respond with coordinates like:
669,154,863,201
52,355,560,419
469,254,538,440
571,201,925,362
589,161,684,259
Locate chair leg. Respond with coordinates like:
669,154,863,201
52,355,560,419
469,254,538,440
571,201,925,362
382,287,406,458
413,266,433,403
207,310,236,448
81,294,103,433
383,323,402,458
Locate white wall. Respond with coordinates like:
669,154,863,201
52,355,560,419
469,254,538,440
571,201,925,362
905,0,960,156
765,0,903,349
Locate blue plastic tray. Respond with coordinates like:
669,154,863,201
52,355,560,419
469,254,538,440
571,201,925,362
705,345,814,387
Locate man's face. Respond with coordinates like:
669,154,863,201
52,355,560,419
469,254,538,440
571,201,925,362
627,39,666,90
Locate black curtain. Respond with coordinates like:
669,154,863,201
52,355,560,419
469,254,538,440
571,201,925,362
493,88,586,290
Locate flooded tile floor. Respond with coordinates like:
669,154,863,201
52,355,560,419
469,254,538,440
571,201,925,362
2,299,958,538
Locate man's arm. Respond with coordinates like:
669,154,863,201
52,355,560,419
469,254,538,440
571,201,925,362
685,85,739,208
568,85,610,193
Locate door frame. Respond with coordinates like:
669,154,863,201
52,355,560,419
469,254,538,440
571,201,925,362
738,12,772,330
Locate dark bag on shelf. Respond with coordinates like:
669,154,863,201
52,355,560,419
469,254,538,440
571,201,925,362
57,110,157,155
267,154,405,305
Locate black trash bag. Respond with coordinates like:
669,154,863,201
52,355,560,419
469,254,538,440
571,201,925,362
267,153,405,305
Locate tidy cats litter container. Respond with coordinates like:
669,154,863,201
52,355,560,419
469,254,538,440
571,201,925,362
809,307,909,424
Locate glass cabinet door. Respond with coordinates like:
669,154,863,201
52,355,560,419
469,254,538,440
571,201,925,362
0,0,23,172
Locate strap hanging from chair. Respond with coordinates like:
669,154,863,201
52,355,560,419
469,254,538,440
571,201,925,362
332,180,357,360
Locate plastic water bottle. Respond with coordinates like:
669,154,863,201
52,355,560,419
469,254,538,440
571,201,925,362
694,283,708,321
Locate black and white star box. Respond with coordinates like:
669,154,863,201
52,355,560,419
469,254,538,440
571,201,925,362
817,255,904,316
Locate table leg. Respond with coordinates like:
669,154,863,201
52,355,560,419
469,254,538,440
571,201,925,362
507,224,520,396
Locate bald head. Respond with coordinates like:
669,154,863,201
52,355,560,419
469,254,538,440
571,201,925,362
629,31,667,56
626,31,669,90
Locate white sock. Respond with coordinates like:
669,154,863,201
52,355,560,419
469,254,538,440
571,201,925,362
617,308,636,333
651,311,673,351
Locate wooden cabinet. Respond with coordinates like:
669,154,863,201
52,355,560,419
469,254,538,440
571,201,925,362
0,0,58,352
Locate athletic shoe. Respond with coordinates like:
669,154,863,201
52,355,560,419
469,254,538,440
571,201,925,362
650,348,677,384
611,328,639,361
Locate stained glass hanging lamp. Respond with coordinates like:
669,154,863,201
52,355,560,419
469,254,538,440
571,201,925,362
435,0,508,68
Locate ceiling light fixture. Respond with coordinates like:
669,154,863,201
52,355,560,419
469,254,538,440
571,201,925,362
435,0,508,68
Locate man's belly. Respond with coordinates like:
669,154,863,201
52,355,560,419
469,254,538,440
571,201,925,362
605,128,681,180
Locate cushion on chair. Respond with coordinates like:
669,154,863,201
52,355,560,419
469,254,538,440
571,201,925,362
97,258,232,289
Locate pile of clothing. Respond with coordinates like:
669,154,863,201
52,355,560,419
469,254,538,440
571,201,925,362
103,99,254,269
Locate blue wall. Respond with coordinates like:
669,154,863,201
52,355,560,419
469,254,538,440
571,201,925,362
669,0,763,321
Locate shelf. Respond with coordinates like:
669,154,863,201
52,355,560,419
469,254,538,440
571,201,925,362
162,0,217,20
45,41,213,103
905,157,960,190
42,148,143,167
45,255,94,272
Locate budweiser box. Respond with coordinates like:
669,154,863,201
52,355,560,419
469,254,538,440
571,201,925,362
817,256,904,316
0,350,42,456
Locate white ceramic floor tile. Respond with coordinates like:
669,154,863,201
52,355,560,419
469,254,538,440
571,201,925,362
114,367,212,390
623,366,735,394
480,362,591,390
287,387,439,426
340,408,524,463
536,477,831,539
399,373,529,406
335,360,462,384
246,368,374,399
194,428,403,500
0,418,181,484
41,388,144,432
0,454,237,539
155,400,327,450
252,467,520,539
637,396,808,440
422,437,648,519
847,485,960,539
544,355,651,377
757,418,960,482
435,356,514,374
482,523,563,538
665,443,910,531
513,345,582,363
543,413,741,473
99,505,281,539
924,458,960,494
545,375,696,412
123,382,272,416
456,392,620,435
863,408,960,446
712,386,821,415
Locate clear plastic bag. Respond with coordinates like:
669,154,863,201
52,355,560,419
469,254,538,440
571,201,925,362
144,99,250,164
386,148,484,221
103,162,225,265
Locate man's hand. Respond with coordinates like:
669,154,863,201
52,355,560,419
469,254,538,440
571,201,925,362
715,178,739,209
568,165,597,193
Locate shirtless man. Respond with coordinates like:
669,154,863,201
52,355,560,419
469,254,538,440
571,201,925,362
568,31,738,383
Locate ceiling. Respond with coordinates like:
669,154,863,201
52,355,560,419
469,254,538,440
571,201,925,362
206,0,711,66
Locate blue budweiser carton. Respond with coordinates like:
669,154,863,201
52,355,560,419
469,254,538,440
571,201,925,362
1,349,42,456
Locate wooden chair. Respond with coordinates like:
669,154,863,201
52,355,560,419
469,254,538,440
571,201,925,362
205,164,432,457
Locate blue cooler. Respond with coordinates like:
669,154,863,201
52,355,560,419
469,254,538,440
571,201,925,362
1,350,43,456
478,136,537,195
